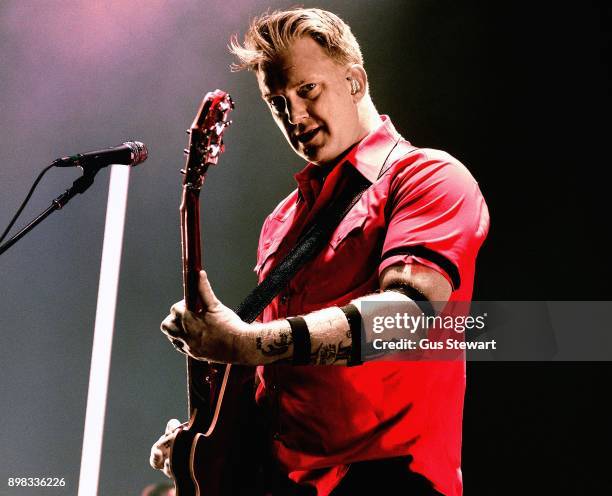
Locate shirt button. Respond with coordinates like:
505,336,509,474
280,294,288,304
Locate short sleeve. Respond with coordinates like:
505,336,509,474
379,149,489,291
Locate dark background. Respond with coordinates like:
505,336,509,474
0,1,610,494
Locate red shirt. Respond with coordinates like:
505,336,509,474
254,117,489,495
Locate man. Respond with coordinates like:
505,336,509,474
151,8,489,495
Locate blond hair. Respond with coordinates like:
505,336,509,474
230,8,363,72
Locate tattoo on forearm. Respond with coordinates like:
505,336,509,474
311,340,352,365
319,343,337,364
256,331,293,357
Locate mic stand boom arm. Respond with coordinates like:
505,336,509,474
0,167,100,256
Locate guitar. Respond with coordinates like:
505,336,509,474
170,90,261,495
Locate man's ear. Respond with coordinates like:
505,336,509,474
346,65,367,102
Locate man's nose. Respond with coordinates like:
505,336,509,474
285,97,308,125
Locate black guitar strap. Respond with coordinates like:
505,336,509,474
235,139,403,323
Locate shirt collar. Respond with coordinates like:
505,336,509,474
294,116,404,202
344,115,403,183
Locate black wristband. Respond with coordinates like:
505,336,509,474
340,303,363,367
286,316,311,365
385,283,436,318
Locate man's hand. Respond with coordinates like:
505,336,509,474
149,418,183,478
160,271,250,363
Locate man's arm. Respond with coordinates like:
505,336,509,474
160,262,451,365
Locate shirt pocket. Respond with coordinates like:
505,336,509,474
328,203,369,251
254,236,283,275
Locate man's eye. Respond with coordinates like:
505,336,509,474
298,83,317,96
268,96,286,113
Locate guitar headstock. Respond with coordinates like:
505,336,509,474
182,89,234,189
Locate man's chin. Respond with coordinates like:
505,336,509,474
301,145,335,165
298,147,321,163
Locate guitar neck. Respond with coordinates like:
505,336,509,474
180,185,207,419
180,186,204,313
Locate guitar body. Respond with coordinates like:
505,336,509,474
171,91,263,495
171,363,261,496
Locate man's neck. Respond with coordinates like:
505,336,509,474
357,96,383,140
316,97,382,170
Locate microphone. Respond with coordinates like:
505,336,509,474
53,141,148,170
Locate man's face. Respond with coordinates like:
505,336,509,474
257,36,362,165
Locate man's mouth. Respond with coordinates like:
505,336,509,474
295,127,321,144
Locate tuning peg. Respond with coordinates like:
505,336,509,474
185,129,191,135
179,169,186,175
224,120,233,127
208,144,220,158
214,122,225,135
183,148,189,156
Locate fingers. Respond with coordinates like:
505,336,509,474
163,458,173,479
161,303,190,355
170,300,186,317
160,312,192,358
161,325,188,356
198,270,220,310
161,315,181,337
160,273,224,360
150,420,184,478
149,433,167,470
150,445,165,471
165,418,181,435
171,338,187,355
161,302,186,337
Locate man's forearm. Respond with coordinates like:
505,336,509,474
245,306,352,365
239,291,424,366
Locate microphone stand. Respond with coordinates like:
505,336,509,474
0,167,100,256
